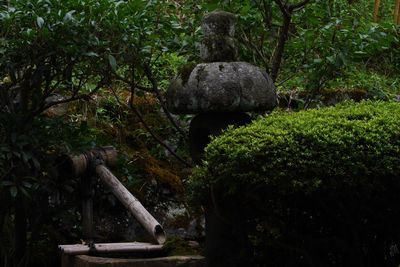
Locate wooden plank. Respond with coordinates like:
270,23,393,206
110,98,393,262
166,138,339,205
59,242,163,255
95,165,166,245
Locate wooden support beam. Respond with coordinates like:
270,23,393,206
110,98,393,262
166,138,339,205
68,146,117,177
81,175,93,242
59,242,163,255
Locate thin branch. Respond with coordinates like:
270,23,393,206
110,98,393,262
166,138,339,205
142,63,188,140
271,0,311,81
273,0,290,17
289,0,311,12
113,73,153,93
31,78,106,118
240,28,268,69
135,84,154,92
276,72,298,87
127,85,192,168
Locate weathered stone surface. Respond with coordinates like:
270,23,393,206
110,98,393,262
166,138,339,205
71,255,205,267
200,11,237,62
167,62,277,114
201,11,236,37
200,36,237,62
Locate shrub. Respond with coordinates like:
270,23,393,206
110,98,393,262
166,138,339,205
189,101,400,266
0,0,189,265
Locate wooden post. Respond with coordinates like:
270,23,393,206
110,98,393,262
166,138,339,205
395,0,400,24
373,0,381,22
95,165,166,245
81,175,93,242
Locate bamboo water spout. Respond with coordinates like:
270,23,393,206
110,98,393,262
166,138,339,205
65,146,166,245
95,164,166,245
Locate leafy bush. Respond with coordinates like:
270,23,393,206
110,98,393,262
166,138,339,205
0,0,192,265
192,101,400,194
189,101,400,266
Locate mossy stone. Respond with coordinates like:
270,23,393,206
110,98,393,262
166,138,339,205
202,11,236,37
200,35,237,62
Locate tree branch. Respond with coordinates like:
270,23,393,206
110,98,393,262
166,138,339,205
271,0,311,81
273,0,290,17
142,63,188,140
127,85,192,168
31,78,106,118
289,0,311,12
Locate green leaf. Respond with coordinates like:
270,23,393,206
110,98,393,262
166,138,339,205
22,181,32,188
10,186,17,198
326,56,335,64
19,187,31,199
84,51,99,57
32,157,40,169
36,16,44,28
108,54,117,71
1,181,14,187
63,10,75,22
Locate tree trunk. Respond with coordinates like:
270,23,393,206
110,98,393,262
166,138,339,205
271,14,292,82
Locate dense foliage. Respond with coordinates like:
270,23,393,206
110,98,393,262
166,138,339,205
0,0,191,266
191,101,400,194
189,101,400,266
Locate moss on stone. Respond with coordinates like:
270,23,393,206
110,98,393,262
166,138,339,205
163,237,199,256
201,35,237,62
202,11,236,36
178,63,197,85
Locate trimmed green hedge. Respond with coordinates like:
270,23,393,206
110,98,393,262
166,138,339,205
189,101,400,266
190,101,400,197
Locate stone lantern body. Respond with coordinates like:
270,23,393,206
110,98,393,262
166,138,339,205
167,11,277,164
166,11,278,266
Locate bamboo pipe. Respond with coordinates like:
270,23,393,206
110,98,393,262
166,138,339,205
374,0,381,22
66,146,118,177
95,164,166,245
65,146,166,245
59,242,163,255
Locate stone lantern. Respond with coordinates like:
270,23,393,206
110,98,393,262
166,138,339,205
166,11,277,266
167,11,277,164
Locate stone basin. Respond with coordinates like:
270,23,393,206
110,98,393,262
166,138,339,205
167,62,277,114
